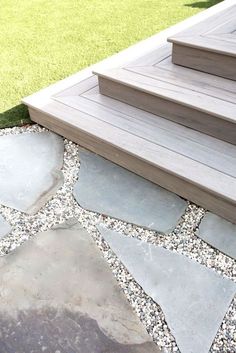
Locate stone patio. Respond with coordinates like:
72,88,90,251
99,225,236,353
73,148,187,233
0,126,235,353
0,131,64,214
0,221,159,353
198,213,236,260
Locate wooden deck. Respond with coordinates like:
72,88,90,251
23,0,236,224
95,44,236,144
168,4,236,80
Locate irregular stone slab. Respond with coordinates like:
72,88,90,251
0,221,160,353
0,132,64,214
74,149,187,233
98,225,236,353
197,212,236,260
0,215,11,239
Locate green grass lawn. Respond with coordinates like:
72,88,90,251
0,0,221,128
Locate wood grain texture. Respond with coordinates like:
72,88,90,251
95,40,236,144
172,42,236,80
168,5,236,78
82,85,236,157
137,63,236,103
97,75,236,145
55,93,235,177
168,4,236,53
33,94,236,203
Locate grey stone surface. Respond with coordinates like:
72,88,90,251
74,149,187,233
98,225,236,353
198,212,236,260
0,215,11,239
0,132,64,214
0,221,160,353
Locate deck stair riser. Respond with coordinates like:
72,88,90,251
97,73,236,145
171,44,236,81
168,5,236,80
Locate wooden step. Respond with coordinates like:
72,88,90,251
23,74,236,224
94,45,236,145
168,5,236,80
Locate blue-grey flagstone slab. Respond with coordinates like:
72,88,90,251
98,225,236,353
197,212,236,260
0,132,64,214
0,215,11,239
74,149,187,233
0,221,160,353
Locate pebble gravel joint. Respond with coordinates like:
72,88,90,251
0,125,235,353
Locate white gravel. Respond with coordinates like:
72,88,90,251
0,124,235,353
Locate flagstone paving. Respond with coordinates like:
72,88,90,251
0,125,235,353
0,221,160,353
0,131,64,214
0,214,11,239
98,225,236,353
198,213,236,260
74,148,187,233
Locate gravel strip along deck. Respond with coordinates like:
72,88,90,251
0,125,235,353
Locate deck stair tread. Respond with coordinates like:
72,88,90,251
167,4,236,79
168,5,236,55
95,66,236,122
94,44,236,144
55,88,236,179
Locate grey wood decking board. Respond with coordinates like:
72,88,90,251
96,68,236,123
207,33,236,45
156,56,236,92
171,5,236,38
28,106,236,224
53,75,97,98
98,76,236,145
172,44,236,81
130,66,236,104
54,92,236,178
171,35,236,56
168,5,236,78
95,40,236,144
126,44,172,67
82,86,236,159
205,16,236,36
28,98,236,204
168,5,236,55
